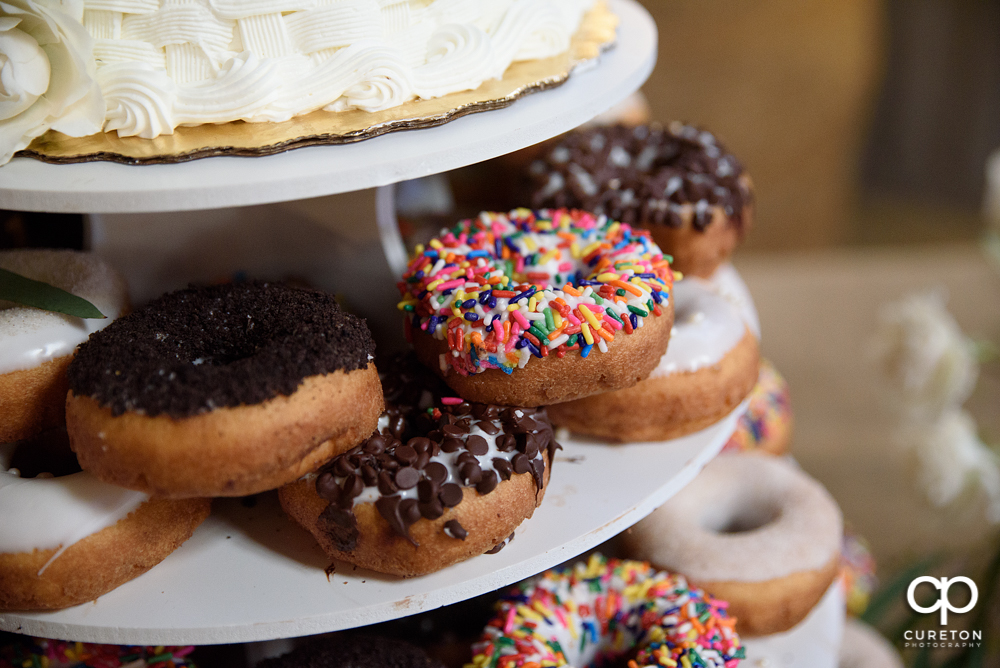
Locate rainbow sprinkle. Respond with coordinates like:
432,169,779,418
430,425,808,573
0,638,195,668
722,360,791,454
467,554,743,668
397,209,673,376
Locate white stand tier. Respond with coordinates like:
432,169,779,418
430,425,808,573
0,401,746,645
0,0,656,215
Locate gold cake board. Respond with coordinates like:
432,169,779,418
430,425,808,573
20,3,617,165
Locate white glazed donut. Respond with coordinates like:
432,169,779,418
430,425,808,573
548,277,758,441
623,452,844,636
707,262,761,339
0,441,210,611
0,250,129,442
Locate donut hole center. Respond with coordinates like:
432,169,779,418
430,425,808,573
702,500,781,535
5,429,82,478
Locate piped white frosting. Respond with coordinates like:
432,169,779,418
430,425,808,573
79,0,596,139
0,249,128,375
0,442,149,572
648,277,747,378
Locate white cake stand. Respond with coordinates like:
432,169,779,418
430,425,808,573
0,0,656,214
0,0,765,647
0,401,747,644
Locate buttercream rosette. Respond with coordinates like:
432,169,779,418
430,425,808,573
0,0,103,165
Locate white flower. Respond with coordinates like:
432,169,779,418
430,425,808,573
0,0,104,165
904,408,1000,524
871,290,978,418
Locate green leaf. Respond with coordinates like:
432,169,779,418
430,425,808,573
0,268,105,319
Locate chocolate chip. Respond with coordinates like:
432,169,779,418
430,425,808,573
342,473,364,499
452,403,471,416
417,479,438,503
420,499,444,520
334,458,355,477
493,458,513,480
377,470,398,495
364,434,386,454
375,496,417,546
472,404,499,421
400,498,421,525
395,466,420,490
442,438,463,453
439,483,463,507
442,424,468,438
316,472,340,502
460,462,482,485
497,434,517,452
424,461,448,484
407,437,432,454
416,450,431,470
476,470,498,495
394,445,417,466
444,519,468,540
360,464,378,486
466,435,489,456
512,453,530,474
475,421,500,436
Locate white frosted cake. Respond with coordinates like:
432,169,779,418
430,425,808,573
1,0,596,163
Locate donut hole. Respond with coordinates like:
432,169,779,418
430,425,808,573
6,429,82,478
700,499,781,535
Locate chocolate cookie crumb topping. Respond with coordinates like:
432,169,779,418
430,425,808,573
68,281,375,417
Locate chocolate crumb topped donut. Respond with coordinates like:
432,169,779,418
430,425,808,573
279,353,558,577
528,123,753,278
66,281,383,498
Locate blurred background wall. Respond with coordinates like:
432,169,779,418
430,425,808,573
637,0,1000,248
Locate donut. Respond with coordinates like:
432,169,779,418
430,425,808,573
0,434,210,611
548,277,759,442
707,263,760,339
0,249,128,443
721,359,793,456
0,636,196,667
526,124,753,279
256,634,444,668
840,527,877,618
65,281,382,498
468,554,744,668
623,453,844,637
397,209,675,406
280,353,558,577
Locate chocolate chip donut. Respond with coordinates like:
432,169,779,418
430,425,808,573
65,281,383,498
527,123,753,278
279,353,558,576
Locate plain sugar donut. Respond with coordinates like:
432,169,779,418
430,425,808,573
398,209,675,406
623,453,843,636
548,277,758,441
0,250,128,442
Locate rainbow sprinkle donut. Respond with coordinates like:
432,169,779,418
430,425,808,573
722,360,792,456
398,209,675,406
468,554,744,668
0,637,195,668
840,527,877,617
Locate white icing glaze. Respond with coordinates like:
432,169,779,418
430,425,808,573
648,278,746,378
0,442,149,572
0,250,129,375
707,262,760,340
76,0,595,139
627,453,843,583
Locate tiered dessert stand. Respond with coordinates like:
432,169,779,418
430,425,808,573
0,0,769,653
